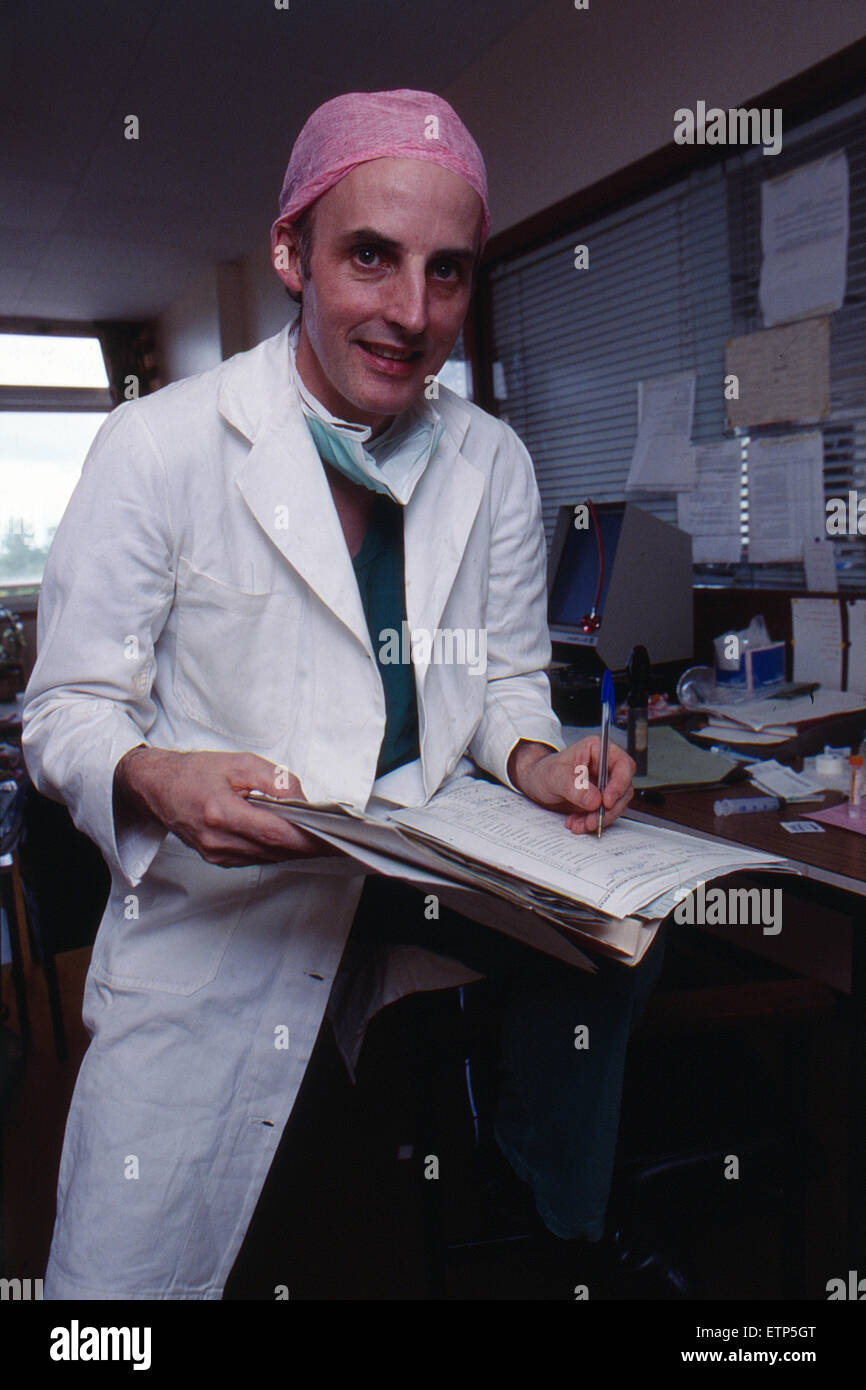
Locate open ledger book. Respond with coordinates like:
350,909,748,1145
247,775,789,969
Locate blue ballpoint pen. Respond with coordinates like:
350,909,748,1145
597,668,615,838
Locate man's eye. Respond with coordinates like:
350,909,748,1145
355,247,381,267
432,260,459,281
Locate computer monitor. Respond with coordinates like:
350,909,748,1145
548,502,693,670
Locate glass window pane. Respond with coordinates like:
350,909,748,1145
0,334,109,388
0,412,107,585
438,356,472,400
438,329,472,400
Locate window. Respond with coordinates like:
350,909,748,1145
0,327,113,596
483,90,866,590
727,93,866,588
486,166,731,542
439,328,472,399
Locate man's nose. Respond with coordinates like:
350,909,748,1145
383,264,429,336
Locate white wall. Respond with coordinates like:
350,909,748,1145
157,267,222,384
242,240,298,347
445,0,866,233
157,247,293,382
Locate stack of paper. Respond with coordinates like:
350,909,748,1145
703,691,866,735
745,759,825,803
248,775,788,968
691,724,792,747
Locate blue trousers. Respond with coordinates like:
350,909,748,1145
349,876,667,1240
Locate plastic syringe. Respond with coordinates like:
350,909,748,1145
713,796,780,817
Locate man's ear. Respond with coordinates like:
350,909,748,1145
272,227,304,296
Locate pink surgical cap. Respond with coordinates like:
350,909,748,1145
270,89,490,255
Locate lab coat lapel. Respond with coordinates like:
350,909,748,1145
403,410,484,657
237,417,374,651
218,325,485,656
219,329,372,653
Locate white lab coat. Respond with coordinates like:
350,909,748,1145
22,323,564,1299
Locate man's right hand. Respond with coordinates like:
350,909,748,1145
113,747,341,868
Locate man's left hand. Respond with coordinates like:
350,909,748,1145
507,738,636,835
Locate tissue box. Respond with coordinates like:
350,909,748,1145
716,640,786,692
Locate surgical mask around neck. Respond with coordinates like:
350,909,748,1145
290,324,442,505
303,412,443,506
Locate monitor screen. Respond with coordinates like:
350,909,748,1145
548,506,623,629
547,501,694,668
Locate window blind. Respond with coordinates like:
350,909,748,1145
727,91,866,589
486,91,866,590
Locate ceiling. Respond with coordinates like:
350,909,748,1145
0,0,539,323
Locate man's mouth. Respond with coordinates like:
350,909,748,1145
356,340,423,375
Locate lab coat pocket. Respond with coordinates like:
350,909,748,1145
91,840,262,996
172,557,302,748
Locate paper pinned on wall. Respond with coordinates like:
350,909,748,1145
759,150,849,327
676,440,742,563
747,431,824,563
625,370,696,494
791,596,843,690
846,600,866,696
725,318,830,429
803,537,838,594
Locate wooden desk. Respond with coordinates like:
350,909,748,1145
626,783,865,1269
628,786,864,901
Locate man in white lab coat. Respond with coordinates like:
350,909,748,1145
23,90,649,1300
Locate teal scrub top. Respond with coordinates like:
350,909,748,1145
350,494,421,779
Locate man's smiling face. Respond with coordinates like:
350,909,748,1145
274,157,482,434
